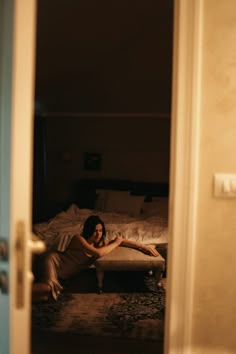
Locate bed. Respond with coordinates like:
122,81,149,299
33,179,169,290
33,179,169,252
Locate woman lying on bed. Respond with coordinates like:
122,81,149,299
32,214,159,302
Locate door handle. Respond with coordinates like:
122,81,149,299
15,221,46,308
29,234,46,254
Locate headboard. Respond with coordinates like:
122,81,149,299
76,178,169,209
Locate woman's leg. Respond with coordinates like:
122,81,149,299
33,251,63,301
32,282,51,302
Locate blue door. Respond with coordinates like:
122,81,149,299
0,1,14,353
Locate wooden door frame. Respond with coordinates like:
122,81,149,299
165,0,203,353
9,0,37,353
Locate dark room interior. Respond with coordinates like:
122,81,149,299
32,1,173,353
33,0,173,222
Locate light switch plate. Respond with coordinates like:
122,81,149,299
214,173,236,198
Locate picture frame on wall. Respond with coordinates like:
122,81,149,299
84,152,102,171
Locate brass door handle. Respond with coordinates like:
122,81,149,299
15,222,46,308
29,234,46,254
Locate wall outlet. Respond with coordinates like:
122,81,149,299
214,173,236,198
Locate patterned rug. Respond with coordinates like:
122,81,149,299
31,271,166,341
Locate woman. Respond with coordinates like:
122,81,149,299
32,215,159,302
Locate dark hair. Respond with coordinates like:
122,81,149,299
81,215,106,244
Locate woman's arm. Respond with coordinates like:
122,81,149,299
119,239,160,257
71,235,123,257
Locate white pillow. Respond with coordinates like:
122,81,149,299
95,189,130,211
95,189,108,211
104,190,144,217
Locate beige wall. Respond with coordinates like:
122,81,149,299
192,1,236,352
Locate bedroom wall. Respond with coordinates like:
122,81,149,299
34,115,170,218
191,1,236,352
34,0,173,219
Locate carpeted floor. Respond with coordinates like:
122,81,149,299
31,269,166,342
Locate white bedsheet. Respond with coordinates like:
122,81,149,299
33,204,168,252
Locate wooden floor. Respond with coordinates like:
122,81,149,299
32,333,164,354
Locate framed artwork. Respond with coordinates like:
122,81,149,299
84,152,102,171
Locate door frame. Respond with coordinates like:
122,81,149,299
1,0,37,353
1,0,203,352
165,0,203,353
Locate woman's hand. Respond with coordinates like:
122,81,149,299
118,238,160,257
141,245,159,257
113,236,123,246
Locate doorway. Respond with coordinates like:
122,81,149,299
0,0,204,353
32,1,173,353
